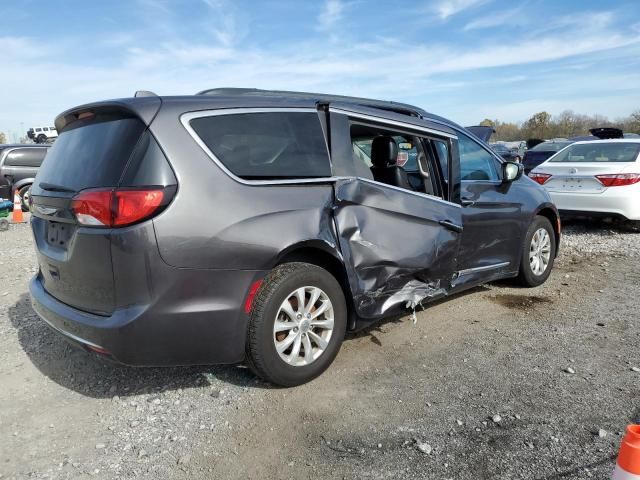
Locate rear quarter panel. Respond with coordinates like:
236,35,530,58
149,106,338,270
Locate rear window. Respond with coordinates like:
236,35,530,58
35,117,146,191
190,112,331,180
550,143,640,163
530,141,571,152
4,148,47,167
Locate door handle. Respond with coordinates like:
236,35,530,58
439,220,463,233
461,196,475,206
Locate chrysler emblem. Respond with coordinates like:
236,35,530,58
35,205,58,215
569,167,578,174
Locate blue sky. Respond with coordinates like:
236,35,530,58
1,0,639,139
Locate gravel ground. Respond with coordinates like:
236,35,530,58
1,220,639,479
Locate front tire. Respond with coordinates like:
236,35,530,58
516,216,556,287
246,262,347,387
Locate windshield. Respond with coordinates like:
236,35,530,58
550,142,640,163
530,141,571,152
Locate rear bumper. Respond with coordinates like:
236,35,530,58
29,267,263,366
549,187,640,221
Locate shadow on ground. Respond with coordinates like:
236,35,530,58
8,293,267,398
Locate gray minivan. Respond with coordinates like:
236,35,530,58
29,89,560,386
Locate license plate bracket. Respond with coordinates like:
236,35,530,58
47,222,73,247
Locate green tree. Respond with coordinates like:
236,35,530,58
494,122,521,141
0,132,6,144
626,110,640,134
523,111,551,139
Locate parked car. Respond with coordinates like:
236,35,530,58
0,144,50,209
529,139,640,229
29,89,560,386
522,140,573,174
490,143,522,163
26,126,58,144
465,125,495,143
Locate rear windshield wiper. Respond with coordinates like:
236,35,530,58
38,182,75,193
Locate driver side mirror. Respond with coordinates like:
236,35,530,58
502,161,523,183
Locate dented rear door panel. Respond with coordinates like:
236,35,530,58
333,178,462,319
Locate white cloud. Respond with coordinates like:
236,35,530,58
1,8,639,135
463,4,525,30
317,0,346,31
202,0,244,46
432,0,490,20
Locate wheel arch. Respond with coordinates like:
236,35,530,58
12,178,34,194
273,240,357,330
534,204,561,256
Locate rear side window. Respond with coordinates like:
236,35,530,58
5,148,47,167
550,143,640,163
190,112,331,180
36,117,146,191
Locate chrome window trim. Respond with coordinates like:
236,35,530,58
180,108,336,186
457,261,510,276
349,176,462,209
329,107,458,140
181,107,460,208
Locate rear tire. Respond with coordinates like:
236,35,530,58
36,134,47,144
516,216,556,287
246,262,347,387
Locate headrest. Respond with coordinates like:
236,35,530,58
371,136,398,168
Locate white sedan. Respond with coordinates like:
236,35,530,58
529,139,640,228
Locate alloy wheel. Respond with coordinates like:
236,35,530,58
272,286,334,367
529,227,551,276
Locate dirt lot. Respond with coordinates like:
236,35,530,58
1,220,639,480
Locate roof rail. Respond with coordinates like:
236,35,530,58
196,87,427,118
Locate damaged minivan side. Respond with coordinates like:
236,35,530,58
29,89,560,386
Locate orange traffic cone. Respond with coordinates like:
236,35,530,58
11,189,24,223
613,425,640,479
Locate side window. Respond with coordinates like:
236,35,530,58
5,148,47,167
458,132,499,181
190,112,331,180
43,127,49,131
433,140,449,183
35,128,42,132
348,121,442,197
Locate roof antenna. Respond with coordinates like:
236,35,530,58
134,90,158,98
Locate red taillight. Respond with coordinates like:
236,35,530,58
528,172,552,185
113,190,164,226
71,190,112,226
71,188,165,227
595,173,640,187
